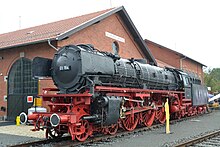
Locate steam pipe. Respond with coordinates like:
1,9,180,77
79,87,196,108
82,115,99,120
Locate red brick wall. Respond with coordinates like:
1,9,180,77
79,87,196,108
181,58,204,82
58,14,145,59
146,42,180,68
146,40,204,82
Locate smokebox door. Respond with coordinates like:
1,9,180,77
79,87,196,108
32,57,52,78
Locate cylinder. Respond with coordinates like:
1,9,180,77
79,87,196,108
50,113,69,127
50,113,60,127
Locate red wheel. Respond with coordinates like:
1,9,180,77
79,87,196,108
108,123,118,135
156,107,166,124
187,107,193,116
202,106,207,114
142,110,155,127
193,107,198,115
175,111,181,119
197,107,202,114
122,112,139,131
181,109,186,118
75,120,90,141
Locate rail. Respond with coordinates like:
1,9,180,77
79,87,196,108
174,129,220,147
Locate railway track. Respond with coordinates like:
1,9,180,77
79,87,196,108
9,113,208,147
174,129,220,147
10,125,161,147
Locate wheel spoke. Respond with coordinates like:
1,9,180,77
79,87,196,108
122,113,139,131
76,120,90,141
142,110,155,127
108,124,118,135
156,108,166,124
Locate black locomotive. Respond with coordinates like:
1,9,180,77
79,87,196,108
22,44,208,141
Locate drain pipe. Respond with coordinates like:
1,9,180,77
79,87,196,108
48,39,58,51
180,55,186,70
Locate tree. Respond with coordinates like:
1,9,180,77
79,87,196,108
204,68,220,93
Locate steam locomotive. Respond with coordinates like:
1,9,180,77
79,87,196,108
20,44,208,141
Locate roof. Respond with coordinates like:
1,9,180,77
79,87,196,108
0,6,156,65
145,39,206,67
0,8,113,49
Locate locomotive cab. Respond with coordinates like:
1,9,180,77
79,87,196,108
179,71,208,105
181,73,192,99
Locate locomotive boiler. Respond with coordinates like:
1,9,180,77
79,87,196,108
20,44,208,141
34,44,182,93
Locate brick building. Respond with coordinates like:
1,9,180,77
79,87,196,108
0,7,156,120
145,39,206,82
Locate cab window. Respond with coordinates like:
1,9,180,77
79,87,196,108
183,76,190,86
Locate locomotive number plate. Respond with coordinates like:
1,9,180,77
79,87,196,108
59,66,71,71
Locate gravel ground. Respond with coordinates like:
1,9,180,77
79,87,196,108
0,123,45,147
0,124,45,138
86,110,220,147
0,133,41,147
1,110,220,147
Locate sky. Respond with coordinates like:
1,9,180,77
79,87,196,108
0,0,219,68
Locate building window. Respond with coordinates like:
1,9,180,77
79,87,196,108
112,41,119,55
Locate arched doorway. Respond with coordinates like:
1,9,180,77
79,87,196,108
7,58,38,121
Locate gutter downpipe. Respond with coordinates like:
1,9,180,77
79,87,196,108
180,56,186,70
48,39,58,51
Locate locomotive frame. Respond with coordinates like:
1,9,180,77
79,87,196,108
22,85,207,141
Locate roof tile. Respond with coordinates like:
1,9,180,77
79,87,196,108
0,8,113,49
